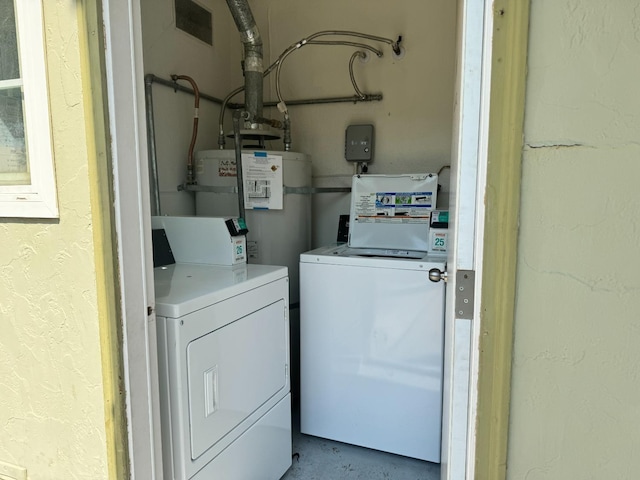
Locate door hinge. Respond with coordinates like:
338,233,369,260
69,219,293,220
455,270,475,319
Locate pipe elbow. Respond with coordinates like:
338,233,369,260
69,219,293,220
241,25,262,48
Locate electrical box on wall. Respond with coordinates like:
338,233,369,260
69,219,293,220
345,124,374,162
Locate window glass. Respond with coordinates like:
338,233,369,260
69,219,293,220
0,0,21,81
0,87,28,184
0,0,29,185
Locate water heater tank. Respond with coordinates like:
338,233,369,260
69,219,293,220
195,149,311,304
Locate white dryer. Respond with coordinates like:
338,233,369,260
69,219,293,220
152,216,292,480
155,263,291,480
299,247,446,463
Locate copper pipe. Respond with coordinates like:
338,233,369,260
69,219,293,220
172,74,200,184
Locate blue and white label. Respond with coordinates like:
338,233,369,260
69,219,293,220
355,191,433,224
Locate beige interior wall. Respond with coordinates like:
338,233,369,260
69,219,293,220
508,1,640,477
0,2,109,479
141,0,457,246
141,0,242,215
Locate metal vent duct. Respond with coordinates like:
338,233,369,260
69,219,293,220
225,0,264,124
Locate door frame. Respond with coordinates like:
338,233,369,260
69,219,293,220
440,0,493,477
100,0,164,477
98,0,529,478
441,1,528,478
469,1,529,477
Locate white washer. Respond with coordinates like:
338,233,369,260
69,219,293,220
299,245,446,463
155,262,291,480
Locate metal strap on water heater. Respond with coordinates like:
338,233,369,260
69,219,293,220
180,184,351,195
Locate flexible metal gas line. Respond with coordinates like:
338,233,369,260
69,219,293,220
219,85,245,148
272,30,394,114
349,52,368,100
274,41,382,110
171,74,200,185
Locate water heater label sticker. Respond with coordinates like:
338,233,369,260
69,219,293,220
218,158,236,177
241,153,284,210
354,191,433,223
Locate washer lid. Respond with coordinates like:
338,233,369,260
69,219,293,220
300,244,446,270
154,263,287,318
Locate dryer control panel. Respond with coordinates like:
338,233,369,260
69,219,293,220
151,216,247,266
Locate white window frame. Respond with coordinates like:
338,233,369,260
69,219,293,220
0,0,58,218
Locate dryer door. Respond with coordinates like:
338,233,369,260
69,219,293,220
186,299,288,460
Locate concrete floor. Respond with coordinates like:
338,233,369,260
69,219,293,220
280,410,440,480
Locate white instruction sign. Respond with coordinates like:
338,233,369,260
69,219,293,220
348,174,438,251
241,152,283,210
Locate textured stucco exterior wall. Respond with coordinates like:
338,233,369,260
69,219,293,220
0,2,109,479
508,1,640,478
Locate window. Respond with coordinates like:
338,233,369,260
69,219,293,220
0,0,58,218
